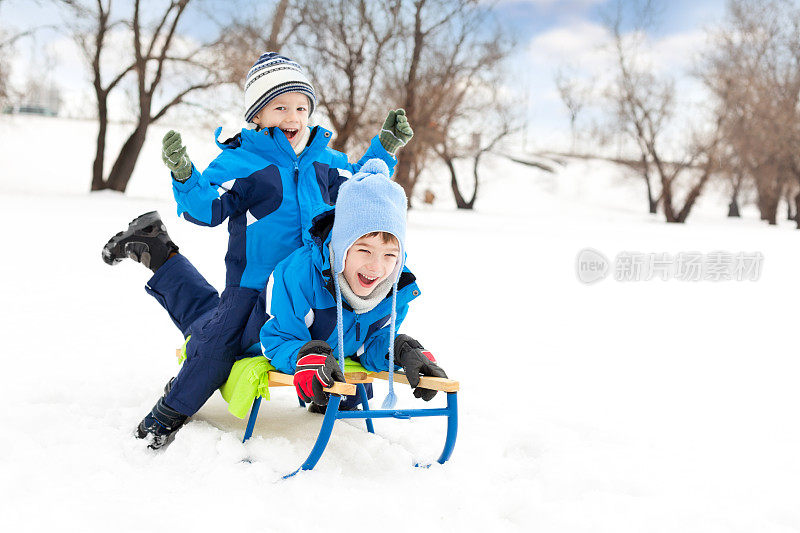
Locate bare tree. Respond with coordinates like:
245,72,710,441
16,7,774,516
602,0,720,222
603,1,661,215
213,0,299,83
266,0,290,52
386,0,511,205
60,0,233,192
716,151,748,217
702,0,800,225
436,119,516,209
0,31,11,107
0,1,42,109
294,0,400,152
784,181,797,221
613,59,721,223
61,0,132,191
0,16,11,106
427,23,516,209
555,67,591,153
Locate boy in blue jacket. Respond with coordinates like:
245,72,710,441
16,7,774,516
260,159,447,411
102,53,413,448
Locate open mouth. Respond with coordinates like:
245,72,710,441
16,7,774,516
281,128,298,143
357,273,379,288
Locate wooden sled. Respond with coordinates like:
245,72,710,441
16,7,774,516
177,349,459,476
249,369,460,478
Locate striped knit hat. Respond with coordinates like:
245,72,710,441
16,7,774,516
243,52,316,123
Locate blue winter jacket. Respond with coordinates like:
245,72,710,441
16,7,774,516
171,126,396,290
260,210,421,374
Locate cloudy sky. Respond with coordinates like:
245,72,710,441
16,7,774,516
1,0,731,151
497,0,730,150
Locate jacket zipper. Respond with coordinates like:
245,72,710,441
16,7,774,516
356,322,360,342
274,126,315,183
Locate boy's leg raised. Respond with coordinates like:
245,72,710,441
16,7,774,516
162,286,261,416
144,253,220,337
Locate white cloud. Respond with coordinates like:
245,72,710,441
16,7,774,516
512,19,718,152
527,20,613,72
526,21,712,83
650,29,709,75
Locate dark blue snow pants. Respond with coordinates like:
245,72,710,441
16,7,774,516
144,254,370,416
144,254,266,416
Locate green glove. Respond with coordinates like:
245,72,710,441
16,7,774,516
161,130,192,182
379,109,414,155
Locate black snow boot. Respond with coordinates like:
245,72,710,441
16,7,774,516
307,383,371,414
163,377,175,395
307,402,328,415
102,211,179,272
135,395,188,450
307,399,361,415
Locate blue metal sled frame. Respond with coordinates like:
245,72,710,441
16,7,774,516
241,383,458,477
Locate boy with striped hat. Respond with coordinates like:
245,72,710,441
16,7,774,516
103,52,413,449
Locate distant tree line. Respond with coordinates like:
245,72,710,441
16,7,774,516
0,0,46,112
557,0,800,226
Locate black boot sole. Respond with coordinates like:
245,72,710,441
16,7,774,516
101,211,177,268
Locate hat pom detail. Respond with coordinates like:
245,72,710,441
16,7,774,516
355,158,390,179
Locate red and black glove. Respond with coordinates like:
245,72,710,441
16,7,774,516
394,334,447,401
294,340,346,406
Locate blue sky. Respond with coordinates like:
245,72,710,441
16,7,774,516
489,0,731,150
493,0,726,38
1,0,731,63
1,0,732,148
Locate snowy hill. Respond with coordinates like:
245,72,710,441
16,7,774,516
1,115,799,532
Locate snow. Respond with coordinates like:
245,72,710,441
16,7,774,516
2,115,800,532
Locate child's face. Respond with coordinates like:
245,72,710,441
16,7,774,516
252,92,310,148
342,234,401,297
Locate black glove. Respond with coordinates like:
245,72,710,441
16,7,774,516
294,340,345,405
394,334,447,401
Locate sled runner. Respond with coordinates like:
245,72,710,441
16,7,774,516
188,350,459,476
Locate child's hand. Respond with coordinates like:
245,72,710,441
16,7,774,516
393,334,447,401
379,109,414,155
161,130,193,182
293,340,346,405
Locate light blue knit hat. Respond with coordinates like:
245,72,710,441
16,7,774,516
330,158,407,408
331,158,407,278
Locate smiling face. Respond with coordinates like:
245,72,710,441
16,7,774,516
252,92,310,148
342,233,401,297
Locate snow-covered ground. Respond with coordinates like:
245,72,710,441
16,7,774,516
1,115,799,532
